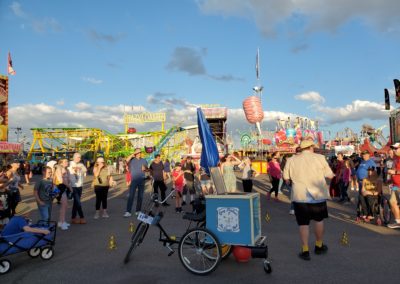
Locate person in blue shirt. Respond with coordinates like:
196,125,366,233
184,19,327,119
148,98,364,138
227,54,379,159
124,148,148,217
1,215,50,236
355,150,376,219
356,151,377,188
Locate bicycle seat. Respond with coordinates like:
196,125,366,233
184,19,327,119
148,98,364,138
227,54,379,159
182,211,206,222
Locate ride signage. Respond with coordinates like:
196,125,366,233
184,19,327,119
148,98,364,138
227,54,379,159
0,142,22,153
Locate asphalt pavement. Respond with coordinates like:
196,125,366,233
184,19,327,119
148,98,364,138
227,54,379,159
1,174,400,284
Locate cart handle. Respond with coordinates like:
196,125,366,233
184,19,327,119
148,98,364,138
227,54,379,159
153,189,175,205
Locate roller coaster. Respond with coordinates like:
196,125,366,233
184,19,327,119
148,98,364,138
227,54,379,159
27,128,126,162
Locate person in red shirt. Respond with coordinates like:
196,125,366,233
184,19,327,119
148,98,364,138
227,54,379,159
267,152,282,201
386,143,400,229
172,163,184,213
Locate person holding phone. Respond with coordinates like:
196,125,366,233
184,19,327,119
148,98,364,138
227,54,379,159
93,157,115,219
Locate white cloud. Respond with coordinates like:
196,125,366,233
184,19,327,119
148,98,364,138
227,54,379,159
10,2,26,18
82,77,103,84
197,0,400,36
31,17,62,33
9,2,62,33
313,100,389,124
295,91,325,103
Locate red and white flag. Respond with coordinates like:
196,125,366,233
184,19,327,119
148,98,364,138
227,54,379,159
8,52,16,75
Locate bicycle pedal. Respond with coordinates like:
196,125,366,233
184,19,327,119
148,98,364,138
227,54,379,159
168,251,175,256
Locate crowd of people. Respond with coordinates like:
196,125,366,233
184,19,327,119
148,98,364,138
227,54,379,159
1,143,399,262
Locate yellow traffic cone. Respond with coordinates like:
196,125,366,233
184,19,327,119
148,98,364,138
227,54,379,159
264,212,271,223
129,222,135,233
340,231,349,246
109,235,117,250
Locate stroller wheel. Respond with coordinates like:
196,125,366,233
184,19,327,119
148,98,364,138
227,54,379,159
40,247,54,260
0,259,11,274
28,248,41,258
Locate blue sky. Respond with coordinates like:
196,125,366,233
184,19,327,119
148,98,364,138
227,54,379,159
1,0,400,144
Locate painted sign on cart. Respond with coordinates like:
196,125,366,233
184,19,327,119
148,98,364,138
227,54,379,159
217,207,240,233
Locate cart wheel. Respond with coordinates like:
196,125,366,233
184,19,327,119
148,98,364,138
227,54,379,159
28,248,41,258
263,260,272,274
178,228,221,275
40,247,54,260
221,245,233,260
0,259,11,275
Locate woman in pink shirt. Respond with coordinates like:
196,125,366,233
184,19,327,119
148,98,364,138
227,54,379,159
267,152,282,201
340,159,351,202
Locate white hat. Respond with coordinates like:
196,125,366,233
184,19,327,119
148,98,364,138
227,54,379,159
391,142,400,149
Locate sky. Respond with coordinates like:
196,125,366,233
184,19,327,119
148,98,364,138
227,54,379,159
1,0,400,146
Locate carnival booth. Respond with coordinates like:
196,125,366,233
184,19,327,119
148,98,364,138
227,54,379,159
0,142,22,166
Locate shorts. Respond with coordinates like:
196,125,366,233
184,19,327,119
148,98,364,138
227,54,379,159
183,180,196,195
200,180,212,188
389,189,400,205
293,201,328,226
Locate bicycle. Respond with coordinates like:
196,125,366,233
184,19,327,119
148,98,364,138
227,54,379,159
124,190,223,275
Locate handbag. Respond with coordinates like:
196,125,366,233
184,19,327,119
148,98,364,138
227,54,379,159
66,188,73,200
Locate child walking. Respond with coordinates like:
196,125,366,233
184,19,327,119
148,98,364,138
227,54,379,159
172,163,184,213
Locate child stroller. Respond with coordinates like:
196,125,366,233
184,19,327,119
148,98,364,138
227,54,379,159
0,220,57,275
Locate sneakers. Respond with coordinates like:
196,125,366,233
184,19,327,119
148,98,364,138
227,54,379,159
94,212,100,219
162,202,170,207
314,244,328,255
60,223,69,230
123,212,132,218
175,207,182,213
80,218,87,224
102,212,109,218
289,210,295,215
181,201,186,206
298,251,310,261
58,222,70,228
387,222,400,229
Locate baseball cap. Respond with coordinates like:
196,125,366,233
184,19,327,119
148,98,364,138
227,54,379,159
361,150,370,155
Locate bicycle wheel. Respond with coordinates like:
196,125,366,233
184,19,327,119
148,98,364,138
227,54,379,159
124,222,148,264
178,228,221,275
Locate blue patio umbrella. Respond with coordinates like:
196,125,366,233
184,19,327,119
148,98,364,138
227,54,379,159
197,108,219,174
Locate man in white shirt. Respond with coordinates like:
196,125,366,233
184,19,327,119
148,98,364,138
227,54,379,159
68,153,87,224
283,139,334,261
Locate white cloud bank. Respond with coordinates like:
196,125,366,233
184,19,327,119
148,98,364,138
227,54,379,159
8,95,389,144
